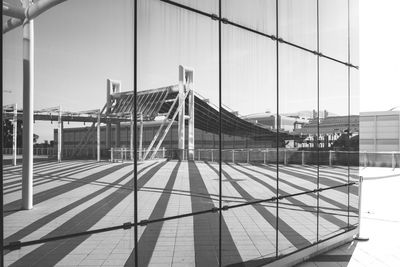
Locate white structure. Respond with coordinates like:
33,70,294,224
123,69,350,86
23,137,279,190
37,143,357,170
360,109,400,152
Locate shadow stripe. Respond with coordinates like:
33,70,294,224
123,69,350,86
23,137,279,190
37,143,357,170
190,161,242,266
3,162,159,253
3,162,102,191
124,161,181,266
206,162,312,251
260,164,357,195
3,163,130,215
238,164,349,211
3,162,124,195
9,161,168,267
226,164,347,231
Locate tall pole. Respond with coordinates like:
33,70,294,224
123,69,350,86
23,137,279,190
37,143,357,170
57,104,62,162
139,113,143,161
97,111,101,162
13,103,18,166
178,65,186,160
22,0,34,210
130,113,134,161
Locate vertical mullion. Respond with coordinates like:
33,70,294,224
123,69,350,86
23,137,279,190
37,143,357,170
275,0,279,259
218,0,222,266
133,0,138,265
316,0,320,243
347,0,351,228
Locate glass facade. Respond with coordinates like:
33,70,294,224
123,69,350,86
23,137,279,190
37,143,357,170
2,0,359,266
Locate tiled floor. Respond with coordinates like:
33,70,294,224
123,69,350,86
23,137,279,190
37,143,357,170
3,160,357,266
298,167,400,267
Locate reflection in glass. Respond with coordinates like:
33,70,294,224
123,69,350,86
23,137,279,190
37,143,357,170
221,22,277,263
278,44,318,253
319,0,348,62
222,0,276,35
279,0,317,50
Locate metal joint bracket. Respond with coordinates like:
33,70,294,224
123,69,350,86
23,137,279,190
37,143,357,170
8,241,22,251
211,207,219,213
139,220,149,226
277,38,284,43
270,35,277,41
222,205,229,211
211,14,219,20
221,18,229,24
123,222,132,230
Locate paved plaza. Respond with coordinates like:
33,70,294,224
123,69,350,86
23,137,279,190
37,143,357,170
3,160,357,266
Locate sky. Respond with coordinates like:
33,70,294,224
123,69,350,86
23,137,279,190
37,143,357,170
3,0,400,142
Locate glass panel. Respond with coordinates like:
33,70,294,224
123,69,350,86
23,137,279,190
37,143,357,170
349,68,360,226
137,0,219,265
3,1,135,265
279,0,317,51
221,22,277,264
319,58,349,240
319,0,348,62
167,0,218,14
222,0,276,35
318,188,348,240
349,0,360,66
278,44,318,253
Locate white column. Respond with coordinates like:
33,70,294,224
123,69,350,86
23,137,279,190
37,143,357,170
178,66,185,160
13,103,18,166
139,113,143,161
188,89,195,160
22,0,34,210
57,105,62,163
97,111,101,162
130,113,134,161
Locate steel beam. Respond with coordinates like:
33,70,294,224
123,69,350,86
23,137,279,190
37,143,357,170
3,0,68,34
3,2,25,19
21,0,34,210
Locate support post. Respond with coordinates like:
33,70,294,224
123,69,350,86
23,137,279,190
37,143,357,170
247,150,250,163
115,122,121,148
110,147,114,162
302,150,305,165
12,103,17,166
139,113,143,161
57,105,62,163
211,149,214,162
130,113,134,161
392,152,396,169
97,111,101,162
284,149,287,165
329,150,333,166
188,88,195,160
178,66,186,160
232,150,235,163
22,0,34,210
263,150,266,165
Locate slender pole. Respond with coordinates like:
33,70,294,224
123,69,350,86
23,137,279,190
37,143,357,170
57,104,62,163
13,103,18,166
130,113,134,161
139,113,143,161
97,111,101,162
22,0,34,210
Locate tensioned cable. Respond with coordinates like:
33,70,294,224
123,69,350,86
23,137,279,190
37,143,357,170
3,181,355,251
159,0,358,69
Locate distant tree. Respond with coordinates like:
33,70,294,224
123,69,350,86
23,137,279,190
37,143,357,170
2,119,39,148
